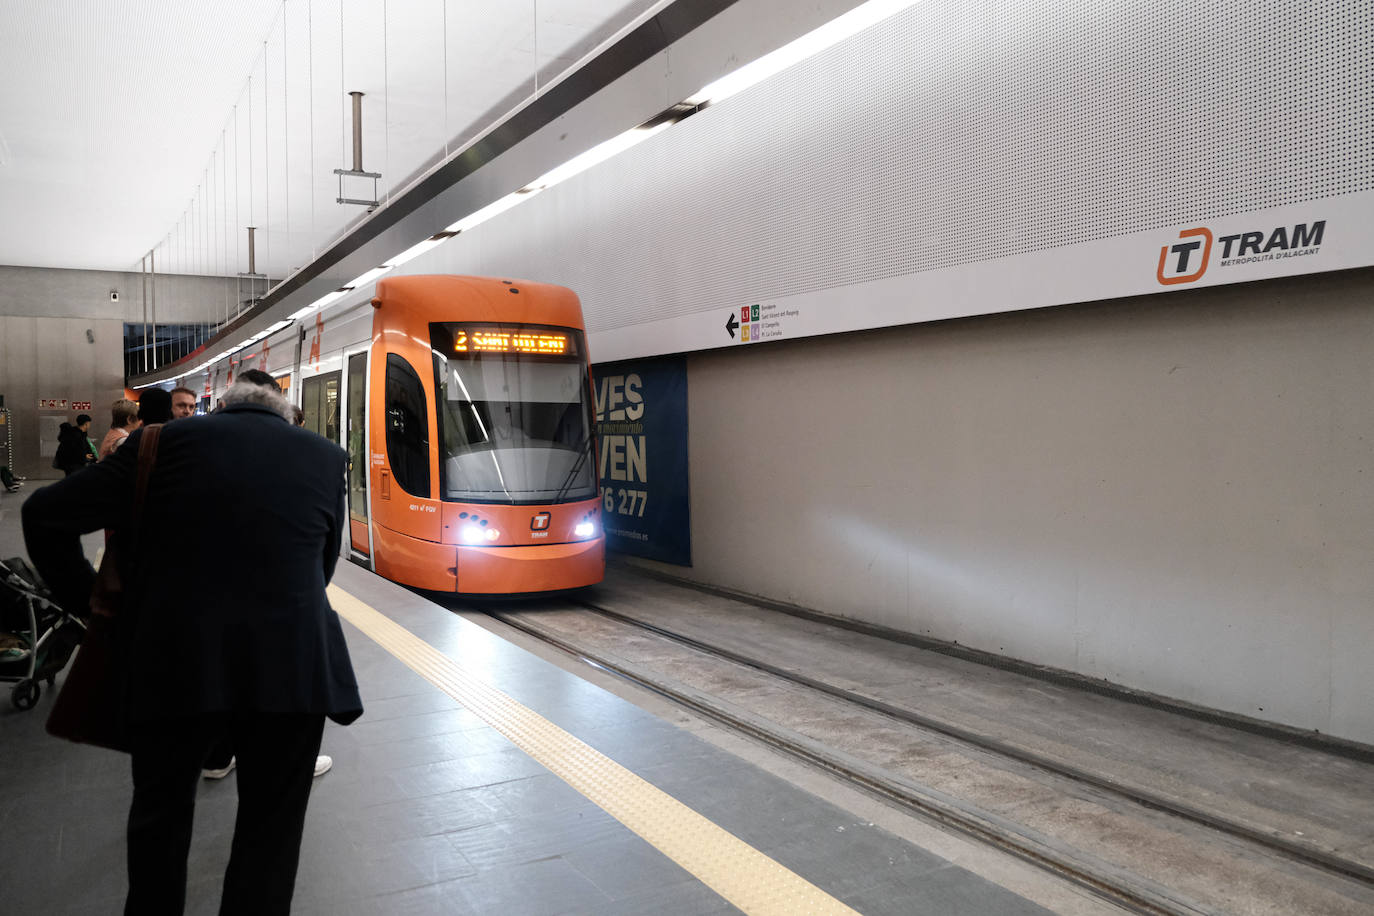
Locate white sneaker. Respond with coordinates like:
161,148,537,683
202,756,236,779
313,755,332,777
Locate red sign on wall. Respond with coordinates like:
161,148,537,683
38,398,68,410
71,400,92,411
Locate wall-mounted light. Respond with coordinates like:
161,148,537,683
288,288,352,321
441,123,675,236
683,0,925,107
346,266,392,289
385,232,458,269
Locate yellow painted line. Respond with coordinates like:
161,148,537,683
329,585,863,916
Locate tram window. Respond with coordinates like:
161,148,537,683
302,372,341,443
346,352,368,530
385,354,430,498
430,323,597,504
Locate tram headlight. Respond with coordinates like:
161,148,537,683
461,525,498,544
575,521,595,538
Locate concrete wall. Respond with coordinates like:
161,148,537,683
652,266,1374,745
0,265,240,479
0,264,241,323
0,314,125,480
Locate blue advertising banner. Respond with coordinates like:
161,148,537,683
594,355,691,566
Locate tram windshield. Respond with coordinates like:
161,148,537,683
430,322,597,504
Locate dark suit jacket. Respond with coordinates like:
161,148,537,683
23,401,363,726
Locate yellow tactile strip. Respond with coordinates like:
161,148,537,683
329,585,862,916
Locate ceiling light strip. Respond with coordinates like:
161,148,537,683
685,0,924,106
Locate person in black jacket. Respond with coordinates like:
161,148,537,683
23,379,363,915
54,413,96,475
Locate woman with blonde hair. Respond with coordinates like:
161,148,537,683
98,398,141,459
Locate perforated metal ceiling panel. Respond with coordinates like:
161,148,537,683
427,0,1372,348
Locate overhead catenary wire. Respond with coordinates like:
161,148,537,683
220,140,228,328
211,152,217,284
222,133,228,328
194,181,200,353
202,171,208,348
340,0,345,182
233,103,240,316
247,74,253,265
442,0,448,156
137,2,671,381
141,254,148,374
309,0,316,260
262,40,270,291
283,2,290,283
176,215,181,356
189,190,195,357
383,0,389,206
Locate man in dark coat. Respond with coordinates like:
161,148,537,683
54,412,96,475
23,379,363,915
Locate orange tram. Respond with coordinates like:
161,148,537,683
299,275,604,594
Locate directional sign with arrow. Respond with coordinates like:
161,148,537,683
725,312,739,339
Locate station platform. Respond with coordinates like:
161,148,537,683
7,480,1374,915
0,488,1086,915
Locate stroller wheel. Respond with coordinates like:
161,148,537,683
12,679,40,710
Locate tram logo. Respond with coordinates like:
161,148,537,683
1156,227,1213,285
530,512,551,531
1156,219,1326,286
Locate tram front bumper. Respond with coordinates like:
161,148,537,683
455,539,605,594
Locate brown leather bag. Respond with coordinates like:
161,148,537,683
46,425,162,751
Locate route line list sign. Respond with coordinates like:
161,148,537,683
725,302,802,344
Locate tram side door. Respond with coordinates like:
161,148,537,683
346,352,369,555
302,371,341,443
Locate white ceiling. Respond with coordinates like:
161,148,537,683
0,0,664,277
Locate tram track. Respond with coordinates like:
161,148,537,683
571,600,1374,890
484,599,1374,916
491,606,1199,915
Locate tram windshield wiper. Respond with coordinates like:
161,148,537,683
553,430,595,504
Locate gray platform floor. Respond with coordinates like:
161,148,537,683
0,487,1069,914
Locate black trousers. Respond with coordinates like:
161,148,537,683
125,711,325,916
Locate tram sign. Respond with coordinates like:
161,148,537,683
453,328,572,355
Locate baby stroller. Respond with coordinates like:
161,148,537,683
0,557,84,710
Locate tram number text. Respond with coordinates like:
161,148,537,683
604,487,647,518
